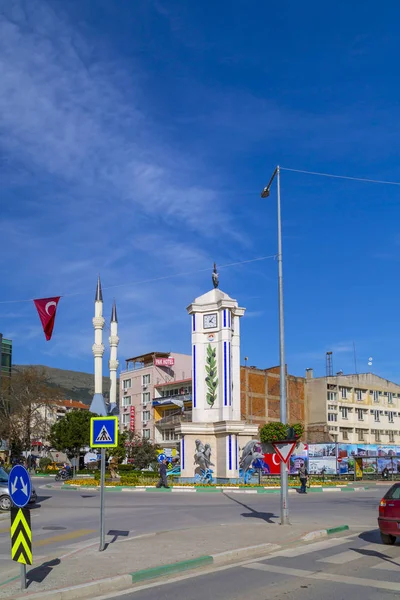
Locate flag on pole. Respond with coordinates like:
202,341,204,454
33,297,61,341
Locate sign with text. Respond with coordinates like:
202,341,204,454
130,406,135,432
154,357,175,367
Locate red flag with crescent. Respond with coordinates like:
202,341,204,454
33,297,61,341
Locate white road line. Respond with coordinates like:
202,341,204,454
372,560,400,571
243,563,400,592
267,535,354,558
318,550,361,564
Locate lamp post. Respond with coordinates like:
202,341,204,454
261,165,289,525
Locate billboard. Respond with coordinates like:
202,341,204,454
309,456,337,475
154,357,175,367
130,406,135,432
308,444,336,458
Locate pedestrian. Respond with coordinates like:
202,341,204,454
298,462,308,494
156,458,169,489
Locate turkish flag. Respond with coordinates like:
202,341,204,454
33,297,61,341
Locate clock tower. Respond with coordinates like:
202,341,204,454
176,266,258,481
187,288,245,423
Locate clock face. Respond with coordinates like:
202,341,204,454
203,313,218,329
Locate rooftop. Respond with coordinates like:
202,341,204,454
125,351,170,363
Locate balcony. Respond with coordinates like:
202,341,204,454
152,394,192,407
156,411,193,428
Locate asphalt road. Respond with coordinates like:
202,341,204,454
0,480,388,562
97,529,400,600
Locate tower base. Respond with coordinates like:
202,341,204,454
175,421,258,480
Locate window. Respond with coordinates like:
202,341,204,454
340,387,347,399
122,396,131,407
340,429,349,440
143,374,151,385
142,429,150,440
389,431,395,443
357,430,365,442
327,392,337,402
373,391,380,402
388,393,393,404
328,404,337,410
142,392,150,404
340,407,349,419
142,411,150,421
356,389,362,401
357,409,364,421
122,414,130,425
388,412,394,423
374,410,380,422
375,431,381,443
328,413,337,422
123,379,132,390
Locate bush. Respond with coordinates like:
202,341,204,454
39,457,52,472
259,422,304,443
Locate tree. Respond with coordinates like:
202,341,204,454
110,431,128,464
125,433,159,470
49,410,93,460
0,367,62,454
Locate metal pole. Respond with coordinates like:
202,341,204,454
276,166,289,525
99,448,106,551
20,564,26,590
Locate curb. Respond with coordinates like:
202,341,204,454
302,524,349,541
9,526,349,600
58,484,370,494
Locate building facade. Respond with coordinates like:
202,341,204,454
119,352,192,440
0,335,12,378
240,365,305,427
306,371,400,445
153,379,192,447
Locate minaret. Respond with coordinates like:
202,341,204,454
108,300,119,415
89,276,107,416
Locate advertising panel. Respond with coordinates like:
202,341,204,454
289,445,308,475
309,456,337,475
362,457,378,474
308,444,336,458
130,406,135,432
377,446,397,457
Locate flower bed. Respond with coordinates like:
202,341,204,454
64,478,343,488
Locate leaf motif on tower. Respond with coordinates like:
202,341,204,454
205,344,218,407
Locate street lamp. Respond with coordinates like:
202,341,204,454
261,165,289,525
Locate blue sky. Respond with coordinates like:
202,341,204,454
1,0,400,381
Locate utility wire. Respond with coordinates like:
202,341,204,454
0,254,277,305
280,167,400,187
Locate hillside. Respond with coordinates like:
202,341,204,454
14,365,113,405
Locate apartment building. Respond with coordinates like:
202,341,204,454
306,371,400,444
119,352,192,440
240,365,305,426
153,379,192,447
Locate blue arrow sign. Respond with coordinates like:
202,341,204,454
90,416,118,448
8,465,32,509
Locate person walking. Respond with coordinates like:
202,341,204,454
299,462,308,494
156,458,169,489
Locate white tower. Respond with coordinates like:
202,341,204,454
187,287,245,423
108,300,119,414
90,276,107,416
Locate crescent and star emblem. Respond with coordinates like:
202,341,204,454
45,301,57,316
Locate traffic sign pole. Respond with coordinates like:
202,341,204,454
99,448,106,552
20,565,26,590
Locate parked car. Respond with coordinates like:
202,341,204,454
0,467,37,511
378,482,400,544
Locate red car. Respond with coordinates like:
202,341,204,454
378,482,400,544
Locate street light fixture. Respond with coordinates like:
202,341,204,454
260,165,289,525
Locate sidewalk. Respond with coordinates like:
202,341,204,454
0,519,348,599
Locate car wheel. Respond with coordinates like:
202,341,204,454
0,495,11,511
380,532,396,545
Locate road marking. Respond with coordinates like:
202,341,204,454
34,529,96,547
318,550,361,564
267,535,353,558
243,562,400,591
372,560,400,571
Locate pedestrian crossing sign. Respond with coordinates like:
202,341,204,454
90,416,118,448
